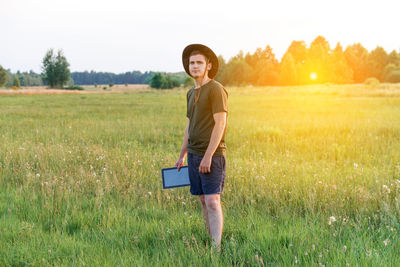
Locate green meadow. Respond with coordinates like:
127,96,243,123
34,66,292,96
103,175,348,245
1,84,400,266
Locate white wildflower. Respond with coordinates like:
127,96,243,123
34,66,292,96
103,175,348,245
382,185,391,194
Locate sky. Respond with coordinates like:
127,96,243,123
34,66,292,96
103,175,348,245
1,0,399,74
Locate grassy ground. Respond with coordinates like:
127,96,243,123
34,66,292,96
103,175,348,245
0,84,399,266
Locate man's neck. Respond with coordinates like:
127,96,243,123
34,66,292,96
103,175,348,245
194,76,211,88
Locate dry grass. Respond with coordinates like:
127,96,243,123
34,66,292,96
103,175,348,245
0,84,150,95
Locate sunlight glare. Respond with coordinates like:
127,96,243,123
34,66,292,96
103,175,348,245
310,72,317,81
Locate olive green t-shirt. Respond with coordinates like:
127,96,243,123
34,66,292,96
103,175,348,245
186,79,228,156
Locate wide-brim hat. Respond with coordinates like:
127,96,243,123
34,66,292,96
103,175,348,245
182,44,219,79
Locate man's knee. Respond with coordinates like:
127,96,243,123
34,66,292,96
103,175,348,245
205,194,221,211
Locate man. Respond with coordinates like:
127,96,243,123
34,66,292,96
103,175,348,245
175,44,228,249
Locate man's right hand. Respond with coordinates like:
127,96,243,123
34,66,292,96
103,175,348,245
175,157,185,171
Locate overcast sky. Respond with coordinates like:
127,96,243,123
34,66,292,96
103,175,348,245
1,0,399,73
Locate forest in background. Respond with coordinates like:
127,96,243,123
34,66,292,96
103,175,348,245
215,36,400,86
1,35,400,88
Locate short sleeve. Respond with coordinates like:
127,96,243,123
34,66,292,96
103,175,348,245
210,85,228,114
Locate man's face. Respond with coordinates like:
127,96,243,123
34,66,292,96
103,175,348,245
189,54,211,78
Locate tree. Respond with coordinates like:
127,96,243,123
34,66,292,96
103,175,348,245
387,50,400,66
245,45,279,85
286,40,307,64
41,49,71,88
55,50,71,87
13,76,21,88
224,51,253,85
150,73,164,88
367,46,388,81
0,65,7,87
305,36,332,83
344,43,369,83
331,43,353,84
214,55,228,84
279,52,297,85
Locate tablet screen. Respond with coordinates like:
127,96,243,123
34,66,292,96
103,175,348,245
161,166,190,189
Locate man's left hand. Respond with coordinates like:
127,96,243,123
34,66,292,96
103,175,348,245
199,155,212,174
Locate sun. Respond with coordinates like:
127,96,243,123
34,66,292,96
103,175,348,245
310,72,317,81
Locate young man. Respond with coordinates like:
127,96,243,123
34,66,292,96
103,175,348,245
175,44,228,248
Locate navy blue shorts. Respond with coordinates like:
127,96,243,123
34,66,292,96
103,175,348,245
187,152,226,195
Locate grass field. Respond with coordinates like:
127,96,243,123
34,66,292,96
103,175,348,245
1,84,400,266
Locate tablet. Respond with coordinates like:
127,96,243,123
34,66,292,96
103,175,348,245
161,166,190,189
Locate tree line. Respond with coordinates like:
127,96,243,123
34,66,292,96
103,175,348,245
0,66,165,88
71,71,155,85
0,66,185,89
215,36,400,86
1,36,399,89
0,68,43,88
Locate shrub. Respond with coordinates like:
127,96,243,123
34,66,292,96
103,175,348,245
64,85,84,90
383,64,397,81
150,73,164,89
385,70,400,83
363,77,380,86
150,72,181,89
184,76,194,87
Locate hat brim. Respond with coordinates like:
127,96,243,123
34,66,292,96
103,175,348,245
182,44,219,79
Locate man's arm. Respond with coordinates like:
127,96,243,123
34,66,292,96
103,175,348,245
199,112,227,174
175,119,190,171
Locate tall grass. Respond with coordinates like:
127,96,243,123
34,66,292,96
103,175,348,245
1,84,400,266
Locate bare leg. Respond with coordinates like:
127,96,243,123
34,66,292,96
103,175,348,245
205,194,223,248
199,195,210,235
